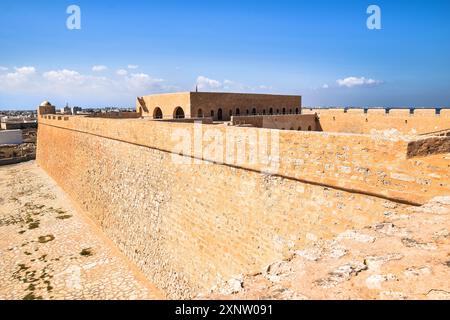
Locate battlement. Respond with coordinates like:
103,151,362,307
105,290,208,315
303,106,448,113
302,107,450,117
299,108,450,135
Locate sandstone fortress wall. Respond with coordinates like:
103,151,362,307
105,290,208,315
36,93,450,298
231,114,321,131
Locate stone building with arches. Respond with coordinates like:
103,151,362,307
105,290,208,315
136,91,302,121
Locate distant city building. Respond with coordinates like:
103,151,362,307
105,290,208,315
71,106,82,115
38,101,56,116
61,106,72,115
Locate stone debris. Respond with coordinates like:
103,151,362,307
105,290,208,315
294,247,323,262
364,253,404,272
365,274,398,290
218,276,244,295
372,223,409,237
411,197,450,215
433,229,450,240
379,291,408,300
337,230,376,243
265,286,309,300
426,289,450,299
401,238,437,251
328,261,368,282
403,266,432,278
315,261,368,288
264,261,294,282
432,196,450,206
326,244,348,259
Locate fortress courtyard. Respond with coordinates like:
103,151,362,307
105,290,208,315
1,92,449,300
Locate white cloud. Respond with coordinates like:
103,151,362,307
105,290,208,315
41,69,116,97
0,66,8,71
0,66,169,105
92,65,108,72
196,76,270,93
2,66,37,86
14,66,36,75
322,84,329,89
196,76,222,90
127,65,139,69
116,69,128,76
125,73,164,91
43,69,84,84
0,67,273,108
337,76,382,88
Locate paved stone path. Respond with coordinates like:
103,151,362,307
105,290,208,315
0,161,162,300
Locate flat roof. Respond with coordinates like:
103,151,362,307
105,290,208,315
140,91,301,98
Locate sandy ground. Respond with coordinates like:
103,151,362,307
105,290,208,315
0,161,162,300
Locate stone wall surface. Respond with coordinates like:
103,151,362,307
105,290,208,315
36,115,450,298
138,92,301,121
36,122,403,298
137,92,192,119
190,92,301,121
232,114,319,131
302,109,450,135
38,115,450,205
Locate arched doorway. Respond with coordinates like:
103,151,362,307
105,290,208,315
269,108,273,115
153,107,163,119
282,108,286,114
197,109,203,118
252,108,256,115
236,108,240,116
218,108,223,121
174,107,185,119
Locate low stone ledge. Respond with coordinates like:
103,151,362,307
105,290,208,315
407,136,450,158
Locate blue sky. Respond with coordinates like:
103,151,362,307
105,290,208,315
0,0,449,109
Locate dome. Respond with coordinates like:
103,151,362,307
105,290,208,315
39,101,52,107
